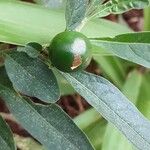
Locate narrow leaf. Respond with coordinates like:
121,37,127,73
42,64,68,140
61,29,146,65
102,70,143,150
122,70,142,104
53,70,75,95
144,6,150,31
74,108,102,130
1,97,94,150
0,0,65,45
0,115,16,150
65,0,89,31
86,119,107,150
0,67,94,150
91,32,150,68
62,71,150,150
5,52,60,103
91,0,149,18
0,1,130,45
102,123,133,150
94,56,125,89
33,0,66,8
17,42,42,58
138,73,150,120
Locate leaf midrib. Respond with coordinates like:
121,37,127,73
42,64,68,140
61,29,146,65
0,84,79,150
91,40,150,67
0,130,13,150
65,73,150,149
20,99,79,150
91,39,150,45
6,54,53,98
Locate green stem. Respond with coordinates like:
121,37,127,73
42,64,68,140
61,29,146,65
144,6,150,31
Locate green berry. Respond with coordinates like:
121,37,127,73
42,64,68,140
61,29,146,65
48,31,92,72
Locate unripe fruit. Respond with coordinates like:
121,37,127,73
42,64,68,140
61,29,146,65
48,31,92,72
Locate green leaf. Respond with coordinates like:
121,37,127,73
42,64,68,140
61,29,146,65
62,71,150,150
92,45,114,57
53,69,75,95
2,99,93,150
1,99,94,150
85,119,107,150
90,0,149,18
94,56,125,89
0,68,94,150
17,42,42,58
5,52,60,103
102,70,143,150
74,108,106,149
91,32,150,68
0,115,16,150
0,0,65,45
137,72,150,120
74,108,102,130
102,123,133,150
122,70,142,104
144,6,150,31
0,0,130,45
33,0,66,8
65,0,88,31
0,66,12,87
82,18,131,38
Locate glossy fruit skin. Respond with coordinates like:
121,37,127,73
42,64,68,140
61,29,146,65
48,31,92,72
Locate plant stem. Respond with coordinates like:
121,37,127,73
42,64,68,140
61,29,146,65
144,6,150,31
